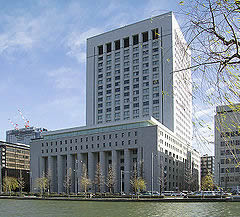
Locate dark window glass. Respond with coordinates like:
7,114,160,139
106,43,111,53
115,40,120,50
152,28,159,40
124,37,129,48
142,32,148,42
133,35,139,45
98,45,103,55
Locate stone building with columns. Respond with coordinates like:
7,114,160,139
31,117,200,193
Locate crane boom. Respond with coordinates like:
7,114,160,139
8,119,19,130
18,109,30,128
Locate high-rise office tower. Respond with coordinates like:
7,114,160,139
86,12,192,145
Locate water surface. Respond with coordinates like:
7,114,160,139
0,199,239,217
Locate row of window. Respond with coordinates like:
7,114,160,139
220,140,240,146
97,67,160,79
220,148,240,155
220,176,240,182
41,132,138,147
98,29,159,55
42,140,138,154
220,131,240,138
220,167,240,173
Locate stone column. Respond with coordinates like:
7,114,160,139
67,154,74,193
124,149,131,194
137,147,142,177
57,155,63,193
77,153,83,193
100,151,106,192
88,152,95,192
112,150,118,193
47,156,54,193
39,157,45,177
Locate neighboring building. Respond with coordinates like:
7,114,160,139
6,127,47,146
86,12,192,146
0,141,30,193
215,103,240,191
201,154,214,179
31,117,200,193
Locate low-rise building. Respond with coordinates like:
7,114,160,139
31,118,200,194
0,141,30,193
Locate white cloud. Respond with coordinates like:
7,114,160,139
65,28,103,63
47,67,85,90
194,107,214,119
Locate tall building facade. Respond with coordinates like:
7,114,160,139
201,154,214,179
86,12,192,145
0,141,30,193
6,127,47,146
215,104,240,191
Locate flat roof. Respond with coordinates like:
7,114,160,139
87,11,173,40
0,140,30,149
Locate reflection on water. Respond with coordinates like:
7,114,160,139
0,200,239,217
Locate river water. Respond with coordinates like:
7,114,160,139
0,200,239,217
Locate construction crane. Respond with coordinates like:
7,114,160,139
18,109,30,128
8,119,19,130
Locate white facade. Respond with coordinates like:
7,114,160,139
31,118,200,194
86,12,192,146
214,104,240,191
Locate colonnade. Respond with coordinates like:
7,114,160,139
40,148,142,194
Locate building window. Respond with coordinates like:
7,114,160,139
152,28,159,40
142,32,148,42
115,40,120,50
124,37,129,48
75,146,77,150
133,35,139,45
106,43,111,53
98,45,103,55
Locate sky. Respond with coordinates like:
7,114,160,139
0,0,215,155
